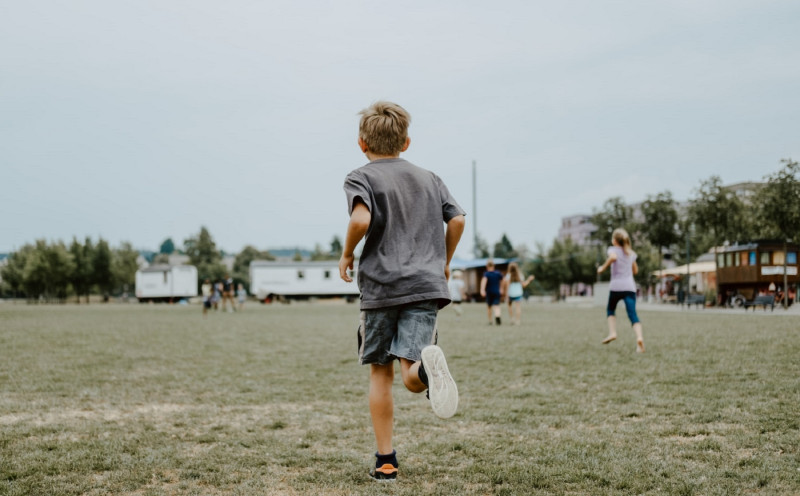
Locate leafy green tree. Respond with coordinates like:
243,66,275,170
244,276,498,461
159,238,175,254
754,158,800,307
69,237,94,303
93,239,113,301
641,191,679,271
184,226,226,283
330,236,343,258
233,245,274,287
292,249,303,262
113,242,140,296
474,234,490,258
493,234,517,259
528,239,596,296
688,176,746,245
1,244,33,299
590,197,637,243
21,240,74,303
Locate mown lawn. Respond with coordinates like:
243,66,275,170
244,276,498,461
0,301,798,495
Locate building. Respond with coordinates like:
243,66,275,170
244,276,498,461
557,214,597,247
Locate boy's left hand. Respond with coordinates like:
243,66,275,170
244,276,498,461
339,254,355,282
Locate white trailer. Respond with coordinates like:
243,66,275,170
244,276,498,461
135,264,198,302
249,260,359,302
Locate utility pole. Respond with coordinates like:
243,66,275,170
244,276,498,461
472,160,478,258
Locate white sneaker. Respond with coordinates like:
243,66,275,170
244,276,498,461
420,345,458,419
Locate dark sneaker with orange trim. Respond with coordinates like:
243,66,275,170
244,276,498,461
370,463,398,481
370,450,398,481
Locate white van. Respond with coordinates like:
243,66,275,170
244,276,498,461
135,265,198,302
249,260,359,302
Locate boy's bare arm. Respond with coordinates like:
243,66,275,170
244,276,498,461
444,215,465,280
339,202,371,282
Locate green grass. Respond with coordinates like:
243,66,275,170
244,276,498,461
1,302,798,495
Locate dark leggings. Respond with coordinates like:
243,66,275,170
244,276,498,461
606,291,640,324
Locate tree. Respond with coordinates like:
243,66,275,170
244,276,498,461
1,244,33,299
329,236,343,258
69,237,93,303
590,197,637,244
754,158,800,308
474,234,490,258
493,234,517,259
233,245,274,287
184,226,226,283
159,238,175,255
292,249,303,262
93,239,113,301
688,176,746,246
641,191,679,271
527,239,596,296
113,242,140,297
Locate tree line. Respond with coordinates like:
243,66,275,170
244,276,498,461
523,158,800,296
3,159,797,302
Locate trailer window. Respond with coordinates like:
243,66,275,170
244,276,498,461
774,251,785,265
717,253,725,267
788,252,797,264
760,252,770,265
733,253,740,266
163,271,168,283
725,253,733,267
749,251,756,265
324,270,331,279
297,270,304,279
739,252,748,266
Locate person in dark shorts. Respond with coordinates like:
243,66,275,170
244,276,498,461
339,101,466,481
480,260,504,325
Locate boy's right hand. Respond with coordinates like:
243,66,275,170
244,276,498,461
339,254,355,282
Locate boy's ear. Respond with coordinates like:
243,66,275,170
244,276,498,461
358,137,369,153
401,137,410,152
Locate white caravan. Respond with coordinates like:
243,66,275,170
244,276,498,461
249,260,359,302
135,264,198,302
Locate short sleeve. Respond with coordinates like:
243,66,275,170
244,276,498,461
607,246,614,257
435,175,466,222
343,171,372,215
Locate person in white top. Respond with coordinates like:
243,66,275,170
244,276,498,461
597,228,645,353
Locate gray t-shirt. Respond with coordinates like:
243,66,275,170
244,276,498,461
343,158,466,310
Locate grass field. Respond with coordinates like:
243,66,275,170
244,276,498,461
1,301,798,495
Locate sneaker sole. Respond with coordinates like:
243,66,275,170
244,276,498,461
421,345,458,419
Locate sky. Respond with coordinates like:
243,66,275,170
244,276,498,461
2,1,799,259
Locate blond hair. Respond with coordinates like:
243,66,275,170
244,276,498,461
358,101,410,156
612,228,635,256
508,262,521,283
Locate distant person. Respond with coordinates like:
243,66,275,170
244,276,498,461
212,281,222,311
448,270,467,316
480,260,504,325
597,228,645,353
221,274,235,312
201,278,213,316
502,262,534,325
338,101,465,481
236,283,247,311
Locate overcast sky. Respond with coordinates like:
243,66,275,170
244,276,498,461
2,1,798,258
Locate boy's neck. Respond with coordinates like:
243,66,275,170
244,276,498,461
366,152,401,161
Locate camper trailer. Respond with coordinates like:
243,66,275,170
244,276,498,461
135,265,198,302
249,260,359,302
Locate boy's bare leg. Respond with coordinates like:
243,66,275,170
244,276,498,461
399,358,426,393
633,323,645,352
370,363,395,455
602,316,617,344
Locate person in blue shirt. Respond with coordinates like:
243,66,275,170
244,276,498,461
480,260,504,325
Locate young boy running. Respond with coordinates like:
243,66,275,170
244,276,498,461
339,101,466,481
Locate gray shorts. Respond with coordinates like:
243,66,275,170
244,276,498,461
358,300,439,365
